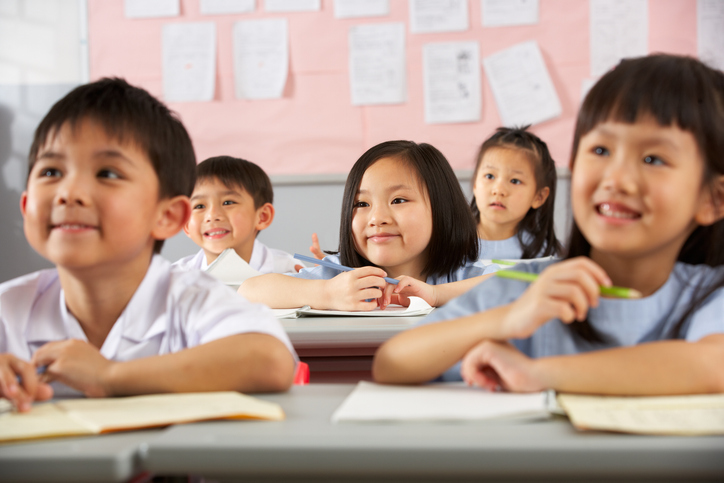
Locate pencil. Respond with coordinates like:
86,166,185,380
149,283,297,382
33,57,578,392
495,269,642,299
294,253,400,285
491,259,516,266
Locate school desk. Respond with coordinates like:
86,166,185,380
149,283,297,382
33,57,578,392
281,315,423,382
143,384,724,482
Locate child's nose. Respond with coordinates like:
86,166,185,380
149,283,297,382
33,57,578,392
368,204,391,225
55,174,90,206
491,179,507,196
601,155,639,195
205,204,224,222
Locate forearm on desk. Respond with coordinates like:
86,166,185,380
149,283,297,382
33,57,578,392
432,273,493,306
105,333,296,395
372,304,512,384
239,274,328,309
535,334,724,395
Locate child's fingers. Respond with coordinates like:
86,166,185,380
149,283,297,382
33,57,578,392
0,361,32,411
358,286,384,302
11,358,41,400
545,283,592,321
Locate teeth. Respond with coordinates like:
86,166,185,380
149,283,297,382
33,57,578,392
598,203,637,219
58,224,89,229
206,230,228,236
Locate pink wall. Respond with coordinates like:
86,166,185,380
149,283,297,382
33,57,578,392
87,0,697,174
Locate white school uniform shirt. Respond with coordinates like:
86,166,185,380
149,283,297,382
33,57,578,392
0,255,297,393
419,259,724,381
173,239,298,274
292,254,490,284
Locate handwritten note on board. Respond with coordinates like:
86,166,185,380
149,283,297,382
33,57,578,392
334,0,389,19
264,0,320,12
409,0,469,33
482,0,539,27
589,0,648,77
483,40,561,127
200,0,255,15
125,0,179,18
233,18,289,100
423,41,481,124
162,22,216,102
698,0,724,71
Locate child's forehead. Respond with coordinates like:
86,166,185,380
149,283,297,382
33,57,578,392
359,156,428,194
194,177,248,196
39,118,146,156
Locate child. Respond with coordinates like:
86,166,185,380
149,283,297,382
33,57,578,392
373,54,724,396
175,156,302,274
0,78,296,412
471,126,561,260
240,140,489,311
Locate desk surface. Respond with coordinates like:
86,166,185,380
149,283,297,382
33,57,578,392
144,384,724,482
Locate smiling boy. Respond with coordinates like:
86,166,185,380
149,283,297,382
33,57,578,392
0,78,296,411
175,156,301,274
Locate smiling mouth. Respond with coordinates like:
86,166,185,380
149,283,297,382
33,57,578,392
51,223,96,230
368,233,397,241
489,202,506,209
596,202,641,220
204,229,230,238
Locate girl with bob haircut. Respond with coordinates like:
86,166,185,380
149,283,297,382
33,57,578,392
373,54,724,397
241,140,489,311
471,126,561,260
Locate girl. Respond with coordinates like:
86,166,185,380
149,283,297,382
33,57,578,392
471,126,561,260
373,54,724,396
240,141,488,311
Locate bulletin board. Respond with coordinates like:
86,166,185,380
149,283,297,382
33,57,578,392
86,0,697,176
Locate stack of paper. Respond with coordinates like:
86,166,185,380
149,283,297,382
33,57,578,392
0,391,284,443
273,296,434,319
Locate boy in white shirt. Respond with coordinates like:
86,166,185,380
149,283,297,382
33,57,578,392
0,78,296,412
175,156,302,274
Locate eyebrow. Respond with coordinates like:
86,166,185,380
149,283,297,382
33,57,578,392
36,148,134,164
593,126,679,149
483,164,526,176
190,190,243,201
358,184,412,195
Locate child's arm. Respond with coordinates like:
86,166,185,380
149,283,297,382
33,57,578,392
380,274,493,309
240,267,391,311
461,334,724,395
31,333,295,397
373,257,611,383
0,354,53,411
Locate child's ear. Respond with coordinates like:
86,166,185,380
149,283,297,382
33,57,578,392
152,195,191,242
255,203,275,231
19,191,27,217
695,176,724,226
531,186,550,210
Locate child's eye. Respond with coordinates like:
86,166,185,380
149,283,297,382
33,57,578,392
97,169,121,179
353,200,369,208
593,146,609,156
193,203,205,210
38,168,61,178
484,173,494,180
222,200,236,206
391,198,408,204
510,178,522,185
643,155,665,166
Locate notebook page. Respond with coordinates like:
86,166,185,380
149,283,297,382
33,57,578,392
332,381,549,422
0,402,93,442
558,393,724,435
56,392,284,433
300,296,434,317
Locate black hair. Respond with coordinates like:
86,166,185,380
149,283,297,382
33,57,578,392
337,140,479,279
28,77,196,253
196,156,273,209
471,126,561,258
566,54,724,342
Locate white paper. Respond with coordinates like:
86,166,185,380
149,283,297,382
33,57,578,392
233,18,288,100
482,0,539,27
162,22,216,103
200,0,255,15
334,0,389,18
332,381,550,422
410,0,469,33
698,0,724,71
348,23,406,105
423,41,481,124
273,296,434,319
125,0,179,18
264,0,320,12
589,0,648,77
206,248,261,290
483,40,561,127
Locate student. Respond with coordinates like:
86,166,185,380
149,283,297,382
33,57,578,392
0,78,296,412
373,54,724,395
471,126,561,260
175,156,302,274
240,140,488,311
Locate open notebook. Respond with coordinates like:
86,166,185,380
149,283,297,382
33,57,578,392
0,391,284,443
205,248,261,290
273,296,434,319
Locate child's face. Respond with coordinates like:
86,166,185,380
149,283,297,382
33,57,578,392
184,177,264,263
473,147,548,238
21,118,168,272
352,157,433,279
572,117,710,261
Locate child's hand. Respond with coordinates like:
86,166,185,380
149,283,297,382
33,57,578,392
501,257,612,339
309,233,325,260
0,353,53,412
379,276,437,310
32,340,116,398
460,340,545,392
322,267,390,311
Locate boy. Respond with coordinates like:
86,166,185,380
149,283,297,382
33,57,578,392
176,156,302,274
0,78,296,412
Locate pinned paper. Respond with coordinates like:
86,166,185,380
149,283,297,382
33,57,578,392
423,41,481,124
162,22,216,102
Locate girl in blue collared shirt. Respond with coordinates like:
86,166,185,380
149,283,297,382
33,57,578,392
240,141,487,311
373,54,724,396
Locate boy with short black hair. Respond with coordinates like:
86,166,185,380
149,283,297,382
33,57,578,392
0,78,296,411
176,156,301,273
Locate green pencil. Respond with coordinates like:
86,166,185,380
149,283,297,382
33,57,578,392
495,269,642,299
491,259,516,266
